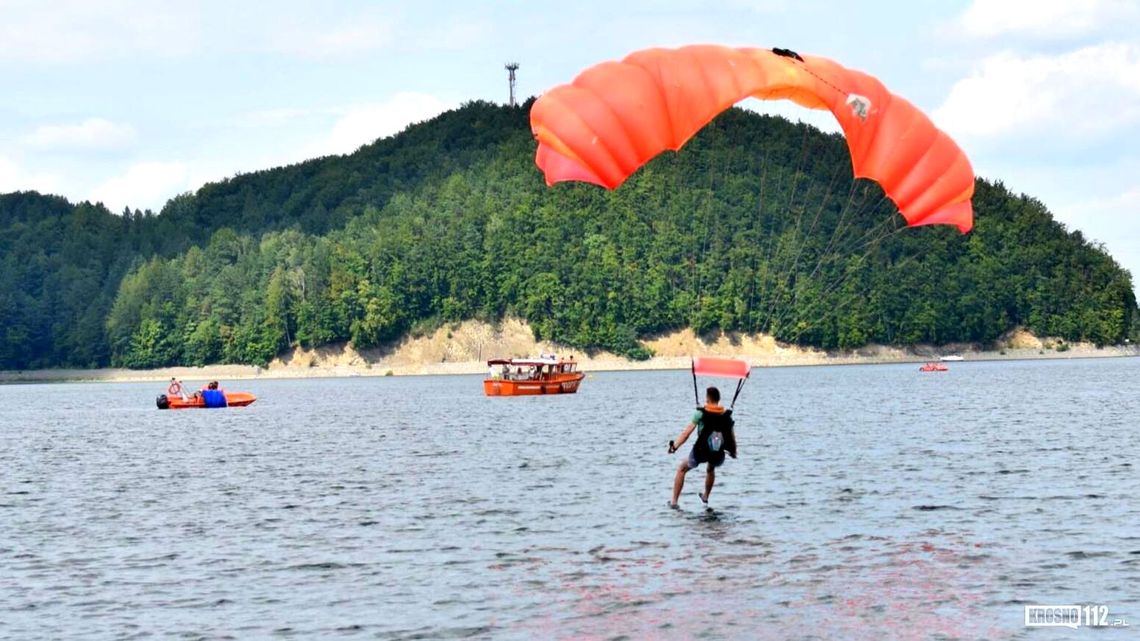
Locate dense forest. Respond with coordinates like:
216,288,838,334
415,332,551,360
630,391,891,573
1,100,1136,370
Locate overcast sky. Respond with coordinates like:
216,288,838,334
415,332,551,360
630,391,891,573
2,0,1138,281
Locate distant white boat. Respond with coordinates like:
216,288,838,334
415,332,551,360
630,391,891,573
939,355,964,362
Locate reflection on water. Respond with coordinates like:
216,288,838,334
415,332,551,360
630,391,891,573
1,358,1138,639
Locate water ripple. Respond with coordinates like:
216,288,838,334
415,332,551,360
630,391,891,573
1,359,1138,639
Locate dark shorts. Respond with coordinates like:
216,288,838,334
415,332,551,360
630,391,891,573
687,448,725,470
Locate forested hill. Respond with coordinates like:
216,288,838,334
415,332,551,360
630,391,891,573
1,100,1136,370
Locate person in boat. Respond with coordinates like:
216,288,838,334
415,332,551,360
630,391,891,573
668,386,737,507
200,380,226,406
169,377,189,401
196,381,228,408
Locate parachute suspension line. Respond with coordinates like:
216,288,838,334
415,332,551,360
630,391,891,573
754,155,784,333
799,204,894,290
821,181,878,256
775,218,908,342
761,156,899,344
691,358,699,406
746,150,770,335
830,186,895,255
756,172,829,335
803,176,866,286
766,199,903,339
729,375,748,409
692,118,735,332
782,124,814,225
755,124,814,336
764,177,867,338
692,126,721,325
675,150,699,323
782,252,903,347
756,129,852,338
773,156,847,304
780,178,883,321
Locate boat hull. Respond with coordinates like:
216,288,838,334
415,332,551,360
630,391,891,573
158,392,257,409
483,373,584,396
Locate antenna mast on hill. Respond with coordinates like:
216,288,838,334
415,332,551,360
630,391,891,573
505,62,520,107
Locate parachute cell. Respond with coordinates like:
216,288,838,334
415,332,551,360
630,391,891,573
530,45,975,233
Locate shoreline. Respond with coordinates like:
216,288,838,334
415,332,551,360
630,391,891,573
2,344,1136,385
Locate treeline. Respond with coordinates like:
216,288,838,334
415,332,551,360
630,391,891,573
1,101,1135,369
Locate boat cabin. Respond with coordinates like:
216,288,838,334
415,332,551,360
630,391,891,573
487,356,578,381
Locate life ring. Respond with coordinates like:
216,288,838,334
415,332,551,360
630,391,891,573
168,381,182,395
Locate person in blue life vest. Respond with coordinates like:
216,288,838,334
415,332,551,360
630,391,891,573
668,386,737,507
197,380,228,408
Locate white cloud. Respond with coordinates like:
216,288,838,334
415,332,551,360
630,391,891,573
0,0,197,62
0,154,58,194
1064,186,1140,234
976,155,1140,282
1060,186,1140,277
414,18,492,52
267,19,394,59
932,43,1140,143
23,118,137,152
959,0,1139,39
310,92,454,157
313,23,390,55
88,161,190,212
235,108,316,128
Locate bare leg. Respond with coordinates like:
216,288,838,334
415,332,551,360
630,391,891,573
701,466,715,503
671,461,689,506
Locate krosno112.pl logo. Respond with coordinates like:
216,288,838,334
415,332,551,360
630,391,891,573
1025,605,1129,629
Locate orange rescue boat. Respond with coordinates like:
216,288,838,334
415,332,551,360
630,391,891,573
919,362,948,372
157,391,257,409
484,356,584,396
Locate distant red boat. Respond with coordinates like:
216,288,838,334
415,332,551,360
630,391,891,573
484,357,584,396
919,362,948,372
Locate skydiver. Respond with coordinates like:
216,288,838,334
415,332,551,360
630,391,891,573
668,386,737,508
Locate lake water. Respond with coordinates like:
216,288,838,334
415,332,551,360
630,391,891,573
1,358,1138,640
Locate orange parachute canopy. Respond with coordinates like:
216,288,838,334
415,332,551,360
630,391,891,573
531,45,974,233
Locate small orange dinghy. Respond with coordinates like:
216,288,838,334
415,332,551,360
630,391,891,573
157,390,257,409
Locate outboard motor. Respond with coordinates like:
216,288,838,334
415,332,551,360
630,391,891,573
156,394,170,410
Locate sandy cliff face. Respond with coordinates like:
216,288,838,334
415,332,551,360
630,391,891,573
261,320,1132,377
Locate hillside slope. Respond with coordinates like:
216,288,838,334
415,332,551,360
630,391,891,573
1,101,1135,369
